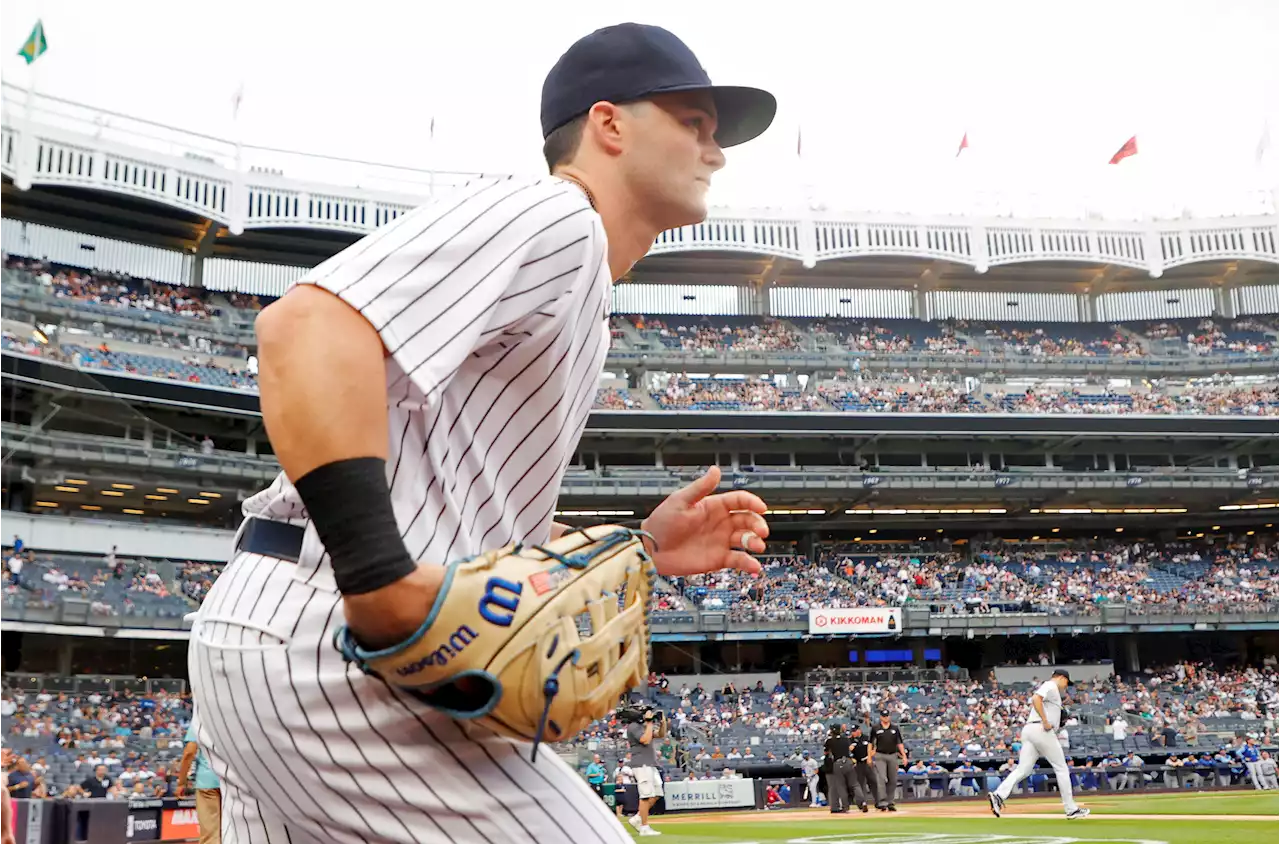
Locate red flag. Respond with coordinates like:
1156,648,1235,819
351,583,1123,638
1109,135,1138,165
956,132,969,157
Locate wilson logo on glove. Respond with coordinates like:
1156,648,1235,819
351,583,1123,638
479,577,523,626
334,525,657,760
394,625,479,676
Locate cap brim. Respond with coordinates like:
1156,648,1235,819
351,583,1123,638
709,85,777,148
647,83,777,148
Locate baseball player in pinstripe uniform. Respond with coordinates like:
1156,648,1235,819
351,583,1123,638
187,22,775,844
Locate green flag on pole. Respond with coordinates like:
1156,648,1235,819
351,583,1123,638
17,20,48,65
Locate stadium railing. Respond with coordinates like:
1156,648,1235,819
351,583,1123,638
3,673,186,695
0,423,278,483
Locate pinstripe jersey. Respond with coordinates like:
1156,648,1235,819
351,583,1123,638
243,176,611,585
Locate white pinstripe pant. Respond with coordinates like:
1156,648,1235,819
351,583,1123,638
189,551,631,844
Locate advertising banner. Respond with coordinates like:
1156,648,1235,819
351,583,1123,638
160,805,200,842
126,808,160,841
808,607,902,635
662,777,756,811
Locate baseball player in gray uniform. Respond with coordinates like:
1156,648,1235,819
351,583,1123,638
989,670,1090,820
187,22,775,844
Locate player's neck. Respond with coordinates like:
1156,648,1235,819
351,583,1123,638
553,168,659,281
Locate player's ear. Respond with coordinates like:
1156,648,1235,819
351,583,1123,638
585,100,634,157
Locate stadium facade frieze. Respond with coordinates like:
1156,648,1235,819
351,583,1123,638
2,102,1276,275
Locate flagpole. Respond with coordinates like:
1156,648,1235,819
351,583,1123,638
228,83,246,236
428,116,436,199
16,48,40,190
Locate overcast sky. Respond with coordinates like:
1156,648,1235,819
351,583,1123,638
2,1,1277,217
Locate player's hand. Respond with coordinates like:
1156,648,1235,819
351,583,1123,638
1044,723,1055,732
341,563,447,650
641,466,769,577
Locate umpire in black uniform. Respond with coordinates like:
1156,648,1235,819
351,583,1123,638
849,723,878,812
823,724,854,813
871,709,908,811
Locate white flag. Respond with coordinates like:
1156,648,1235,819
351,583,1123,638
231,83,245,120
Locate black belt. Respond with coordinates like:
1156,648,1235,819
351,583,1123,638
236,517,305,563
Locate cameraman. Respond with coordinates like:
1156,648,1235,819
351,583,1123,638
626,708,667,837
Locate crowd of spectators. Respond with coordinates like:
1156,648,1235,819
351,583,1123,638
653,536,1279,620
819,383,982,413
2,684,192,800
1142,318,1276,356
6,257,215,320
8,532,1278,624
630,316,804,353
652,375,825,411
996,384,1278,416
4,544,217,620
593,387,642,410
571,661,1276,783
975,324,1146,358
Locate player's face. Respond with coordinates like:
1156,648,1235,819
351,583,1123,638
622,91,726,228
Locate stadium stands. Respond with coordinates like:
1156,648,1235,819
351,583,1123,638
564,661,1277,785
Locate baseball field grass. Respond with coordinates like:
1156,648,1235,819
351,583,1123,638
630,790,1278,844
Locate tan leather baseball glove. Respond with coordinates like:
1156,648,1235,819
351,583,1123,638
335,525,656,758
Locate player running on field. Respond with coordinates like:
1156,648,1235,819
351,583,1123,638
188,21,776,844
989,669,1090,820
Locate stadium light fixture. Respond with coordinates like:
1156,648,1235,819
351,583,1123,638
145,495,167,501
123,509,144,515
63,479,89,485
54,486,80,493
157,487,179,494
111,483,135,490
869,529,878,534
101,491,124,497
843,507,1008,515
33,501,58,507
80,505,102,511
1051,528,1060,533
1115,527,1124,532
188,499,211,505
199,492,222,498
1212,525,1221,531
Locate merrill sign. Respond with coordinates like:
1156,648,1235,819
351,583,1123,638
808,608,902,634
663,778,755,810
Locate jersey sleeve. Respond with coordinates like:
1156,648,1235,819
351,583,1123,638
1034,681,1057,701
296,178,602,400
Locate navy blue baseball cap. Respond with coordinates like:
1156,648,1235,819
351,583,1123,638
541,23,776,148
